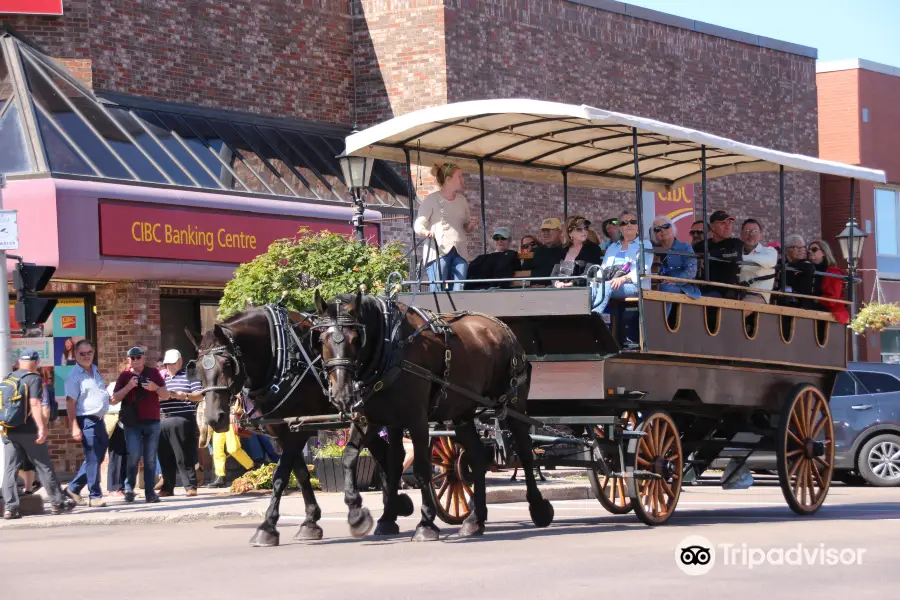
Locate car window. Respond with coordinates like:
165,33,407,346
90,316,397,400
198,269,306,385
832,372,858,397
853,371,900,394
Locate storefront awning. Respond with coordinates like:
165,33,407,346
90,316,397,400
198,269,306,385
0,30,409,208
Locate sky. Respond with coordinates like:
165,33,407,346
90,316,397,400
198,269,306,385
622,0,900,66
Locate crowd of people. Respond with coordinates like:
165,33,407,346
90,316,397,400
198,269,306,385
414,162,851,344
1,342,279,520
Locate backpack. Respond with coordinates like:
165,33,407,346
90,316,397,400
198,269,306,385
0,371,31,430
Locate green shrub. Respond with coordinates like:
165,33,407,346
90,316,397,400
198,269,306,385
230,462,321,494
219,228,408,319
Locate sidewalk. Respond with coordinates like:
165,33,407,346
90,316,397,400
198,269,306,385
0,469,593,530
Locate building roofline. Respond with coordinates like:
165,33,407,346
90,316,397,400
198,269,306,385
569,0,817,59
816,58,900,78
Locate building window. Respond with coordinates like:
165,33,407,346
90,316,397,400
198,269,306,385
876,188,900,255
880,328,900,364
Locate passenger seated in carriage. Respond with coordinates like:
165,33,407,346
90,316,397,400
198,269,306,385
693,210,745,299
521,217,565,285
806,239,850,324
465,226,520,290
550,216,605,288
774,234,816,308
649,215,699,299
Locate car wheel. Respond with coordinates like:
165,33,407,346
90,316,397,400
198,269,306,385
857,434,900,487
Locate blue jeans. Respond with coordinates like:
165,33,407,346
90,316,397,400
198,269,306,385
124,420,161,496
426,252,468,291
590,281,639,315
67,416,109,500
244,433,280,464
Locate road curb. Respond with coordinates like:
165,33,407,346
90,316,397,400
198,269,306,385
0,484,595,530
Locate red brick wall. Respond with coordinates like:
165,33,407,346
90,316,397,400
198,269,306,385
858,70,900,184
94,280,161,382
817,70,861,167
3,0,354,124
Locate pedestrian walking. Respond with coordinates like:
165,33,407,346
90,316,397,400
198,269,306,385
63,340,111,508
158,349,201,497
1,350,75,519
112,346,169,504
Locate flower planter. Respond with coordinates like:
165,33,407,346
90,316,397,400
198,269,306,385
313,455,380,492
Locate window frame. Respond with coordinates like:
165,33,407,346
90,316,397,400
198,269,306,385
875,187,900,258
851,370,900,395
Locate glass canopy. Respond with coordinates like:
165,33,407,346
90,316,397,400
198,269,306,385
0,30,408,208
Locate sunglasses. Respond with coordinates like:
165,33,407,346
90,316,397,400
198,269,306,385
569,226,589,232
522,242,539,249
652,224,672,233
492,235,508,241
619,219,638,226
808,246,822,253
787,245,805,250
689,230,704,236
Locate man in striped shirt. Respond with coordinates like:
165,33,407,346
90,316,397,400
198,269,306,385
158,349,202,497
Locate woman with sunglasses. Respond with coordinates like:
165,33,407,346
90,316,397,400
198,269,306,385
650,215,700,299
599,217,618,252
589,211,654,343
807,240,850,324
414,162,478,291
551,216,605,288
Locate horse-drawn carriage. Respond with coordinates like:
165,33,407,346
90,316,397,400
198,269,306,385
193,99,886,546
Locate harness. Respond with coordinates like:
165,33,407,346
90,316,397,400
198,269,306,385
316,296,531,422
196,304,327,428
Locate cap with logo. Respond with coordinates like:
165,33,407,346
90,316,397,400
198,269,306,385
709,210,735,224
492,226,511,239
540,217,562,231
126,346,145,358
162,349,182,365
18,349,40,362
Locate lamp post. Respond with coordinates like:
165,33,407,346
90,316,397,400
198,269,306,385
836,217,868,362
338,153,375,242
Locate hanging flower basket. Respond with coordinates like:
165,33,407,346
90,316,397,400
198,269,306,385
850,302,900,335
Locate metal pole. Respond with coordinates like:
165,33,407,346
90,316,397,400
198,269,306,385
779,165,787,293
479,159,487,253
352,188,365,243
701,146,709,282
563,170,569,222
849,177,858,362
0,174,11,378
404,149,417,269
632,129,647,349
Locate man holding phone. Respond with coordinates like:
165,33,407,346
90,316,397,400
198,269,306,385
113,346,169,503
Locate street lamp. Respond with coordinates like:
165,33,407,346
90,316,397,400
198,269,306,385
338,153,375,242
836,218,868,361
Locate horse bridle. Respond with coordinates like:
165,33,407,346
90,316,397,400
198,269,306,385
313,300,367,374
195,328,246,397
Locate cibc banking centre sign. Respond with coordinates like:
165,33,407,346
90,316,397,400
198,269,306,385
0,1,64,15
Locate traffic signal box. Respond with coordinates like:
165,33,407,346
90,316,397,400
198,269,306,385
13,263,57,332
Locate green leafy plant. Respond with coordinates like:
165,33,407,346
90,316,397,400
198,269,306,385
230,462,321,493
218,228,408,319
850,302,900,335
313,439,372,459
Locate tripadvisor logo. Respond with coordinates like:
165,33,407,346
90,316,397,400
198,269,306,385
676,536,866,575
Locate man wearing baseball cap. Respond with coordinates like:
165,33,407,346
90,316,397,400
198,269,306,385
523,217,566,282
2,350,74,519
692,210,744,298
466,225,520,290
158,349,202,497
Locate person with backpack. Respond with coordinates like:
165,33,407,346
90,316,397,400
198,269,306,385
1,350,75,520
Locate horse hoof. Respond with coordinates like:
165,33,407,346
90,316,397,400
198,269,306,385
349,508,374,538
374,520,400,536
529,498,555,528
249,528,280,547
395,493,415,517
295,524,324,541
458,519,485,537
411,524,440,542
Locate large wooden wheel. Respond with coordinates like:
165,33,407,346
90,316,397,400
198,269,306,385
776,384,834,515
589,412,638,514
631,412,683,526
429,436,473,525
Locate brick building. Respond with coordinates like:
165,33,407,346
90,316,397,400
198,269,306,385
2,0,821,471
817,59,900,363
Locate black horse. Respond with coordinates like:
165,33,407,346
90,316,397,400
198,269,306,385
314,290,554,541
191,304,412,546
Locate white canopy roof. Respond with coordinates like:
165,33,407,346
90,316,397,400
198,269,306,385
344,99,886,192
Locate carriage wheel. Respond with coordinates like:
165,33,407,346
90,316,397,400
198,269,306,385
630,412,683,526
429,436,473,525
589,412,638,514
776,384,834,515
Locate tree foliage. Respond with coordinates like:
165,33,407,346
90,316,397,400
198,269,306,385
218,228,408,320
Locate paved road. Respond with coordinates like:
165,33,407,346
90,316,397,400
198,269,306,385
4,478,898,599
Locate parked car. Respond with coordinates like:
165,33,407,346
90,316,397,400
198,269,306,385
710,362,900,487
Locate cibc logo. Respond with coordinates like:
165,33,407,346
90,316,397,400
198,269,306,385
675,535,716,575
